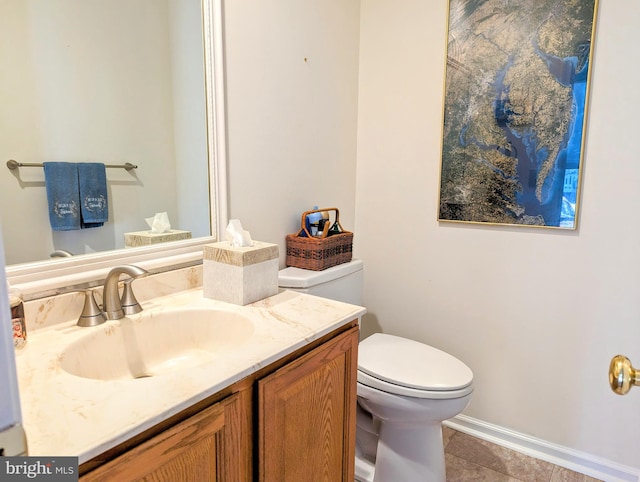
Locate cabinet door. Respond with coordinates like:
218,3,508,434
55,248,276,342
81,392,246,482
259,327,359,482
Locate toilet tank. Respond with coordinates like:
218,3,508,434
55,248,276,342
278,259,364,305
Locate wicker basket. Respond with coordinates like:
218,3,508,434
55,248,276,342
286,207,353,271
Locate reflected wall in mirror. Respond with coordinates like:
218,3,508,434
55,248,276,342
0,0,211,266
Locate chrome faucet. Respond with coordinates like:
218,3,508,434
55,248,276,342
103,265,148,320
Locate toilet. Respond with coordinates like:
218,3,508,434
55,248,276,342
278,260,474,482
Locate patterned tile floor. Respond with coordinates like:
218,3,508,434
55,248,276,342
443,427,602,482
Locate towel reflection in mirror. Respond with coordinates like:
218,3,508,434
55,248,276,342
43,162,108,231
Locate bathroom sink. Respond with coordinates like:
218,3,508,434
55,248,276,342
60,308,255,381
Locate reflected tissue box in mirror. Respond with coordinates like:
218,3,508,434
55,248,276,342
124,230,192,247
203,241,279,305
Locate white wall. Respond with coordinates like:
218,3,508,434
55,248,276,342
355,0,640,471
0,0,208,265
223,0,361,265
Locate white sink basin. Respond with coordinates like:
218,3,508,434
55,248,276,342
60,308,255,381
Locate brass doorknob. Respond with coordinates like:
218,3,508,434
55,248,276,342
609,355,640,395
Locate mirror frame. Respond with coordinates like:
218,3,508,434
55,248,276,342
6,0,227,297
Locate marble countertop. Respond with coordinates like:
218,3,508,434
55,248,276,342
15,288,365,464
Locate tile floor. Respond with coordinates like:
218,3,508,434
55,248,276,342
443,427,603,482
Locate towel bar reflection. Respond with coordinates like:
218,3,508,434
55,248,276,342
6,159,138,171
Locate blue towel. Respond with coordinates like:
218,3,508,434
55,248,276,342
43,162,81,231
78,163,108,228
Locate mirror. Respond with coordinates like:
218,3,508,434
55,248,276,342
2,0,212,264
2,0,227,292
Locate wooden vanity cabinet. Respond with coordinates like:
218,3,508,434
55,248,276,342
79,322,358,482
80,390,249,482
259,327,359,482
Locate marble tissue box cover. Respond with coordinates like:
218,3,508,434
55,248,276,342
124,230,192,247
203,241,279,305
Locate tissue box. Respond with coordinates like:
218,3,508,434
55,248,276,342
203,241,279,305
124,230,192,248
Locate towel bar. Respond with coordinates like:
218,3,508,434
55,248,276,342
6,159,137,171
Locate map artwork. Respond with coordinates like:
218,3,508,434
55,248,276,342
438,0,598,229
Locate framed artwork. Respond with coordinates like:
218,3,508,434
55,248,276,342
438,0,599,229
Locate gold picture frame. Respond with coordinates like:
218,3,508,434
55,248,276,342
438,0,599,229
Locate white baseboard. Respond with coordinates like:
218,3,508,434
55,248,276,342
444,414,640,482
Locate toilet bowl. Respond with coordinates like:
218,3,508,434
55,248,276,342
355,333,473,482
278,261,473,482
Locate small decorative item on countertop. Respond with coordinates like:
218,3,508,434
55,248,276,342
9,286,26,348
203,220,279,305
286,207,353,271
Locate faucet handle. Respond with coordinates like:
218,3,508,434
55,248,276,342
76,290,107,327
56,287,106,327
121,279,143,315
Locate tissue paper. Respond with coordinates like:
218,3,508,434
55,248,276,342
225,219,254,247
145,212,171,234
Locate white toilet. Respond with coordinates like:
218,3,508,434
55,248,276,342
278,260,474,482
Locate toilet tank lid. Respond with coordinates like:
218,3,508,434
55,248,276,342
358,333,473,391
278,259,363,289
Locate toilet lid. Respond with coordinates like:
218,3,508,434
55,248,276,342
358,333,473,392
278,259,363,288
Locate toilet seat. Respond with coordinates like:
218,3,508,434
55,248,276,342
358,333,473,399
358,371,472,399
